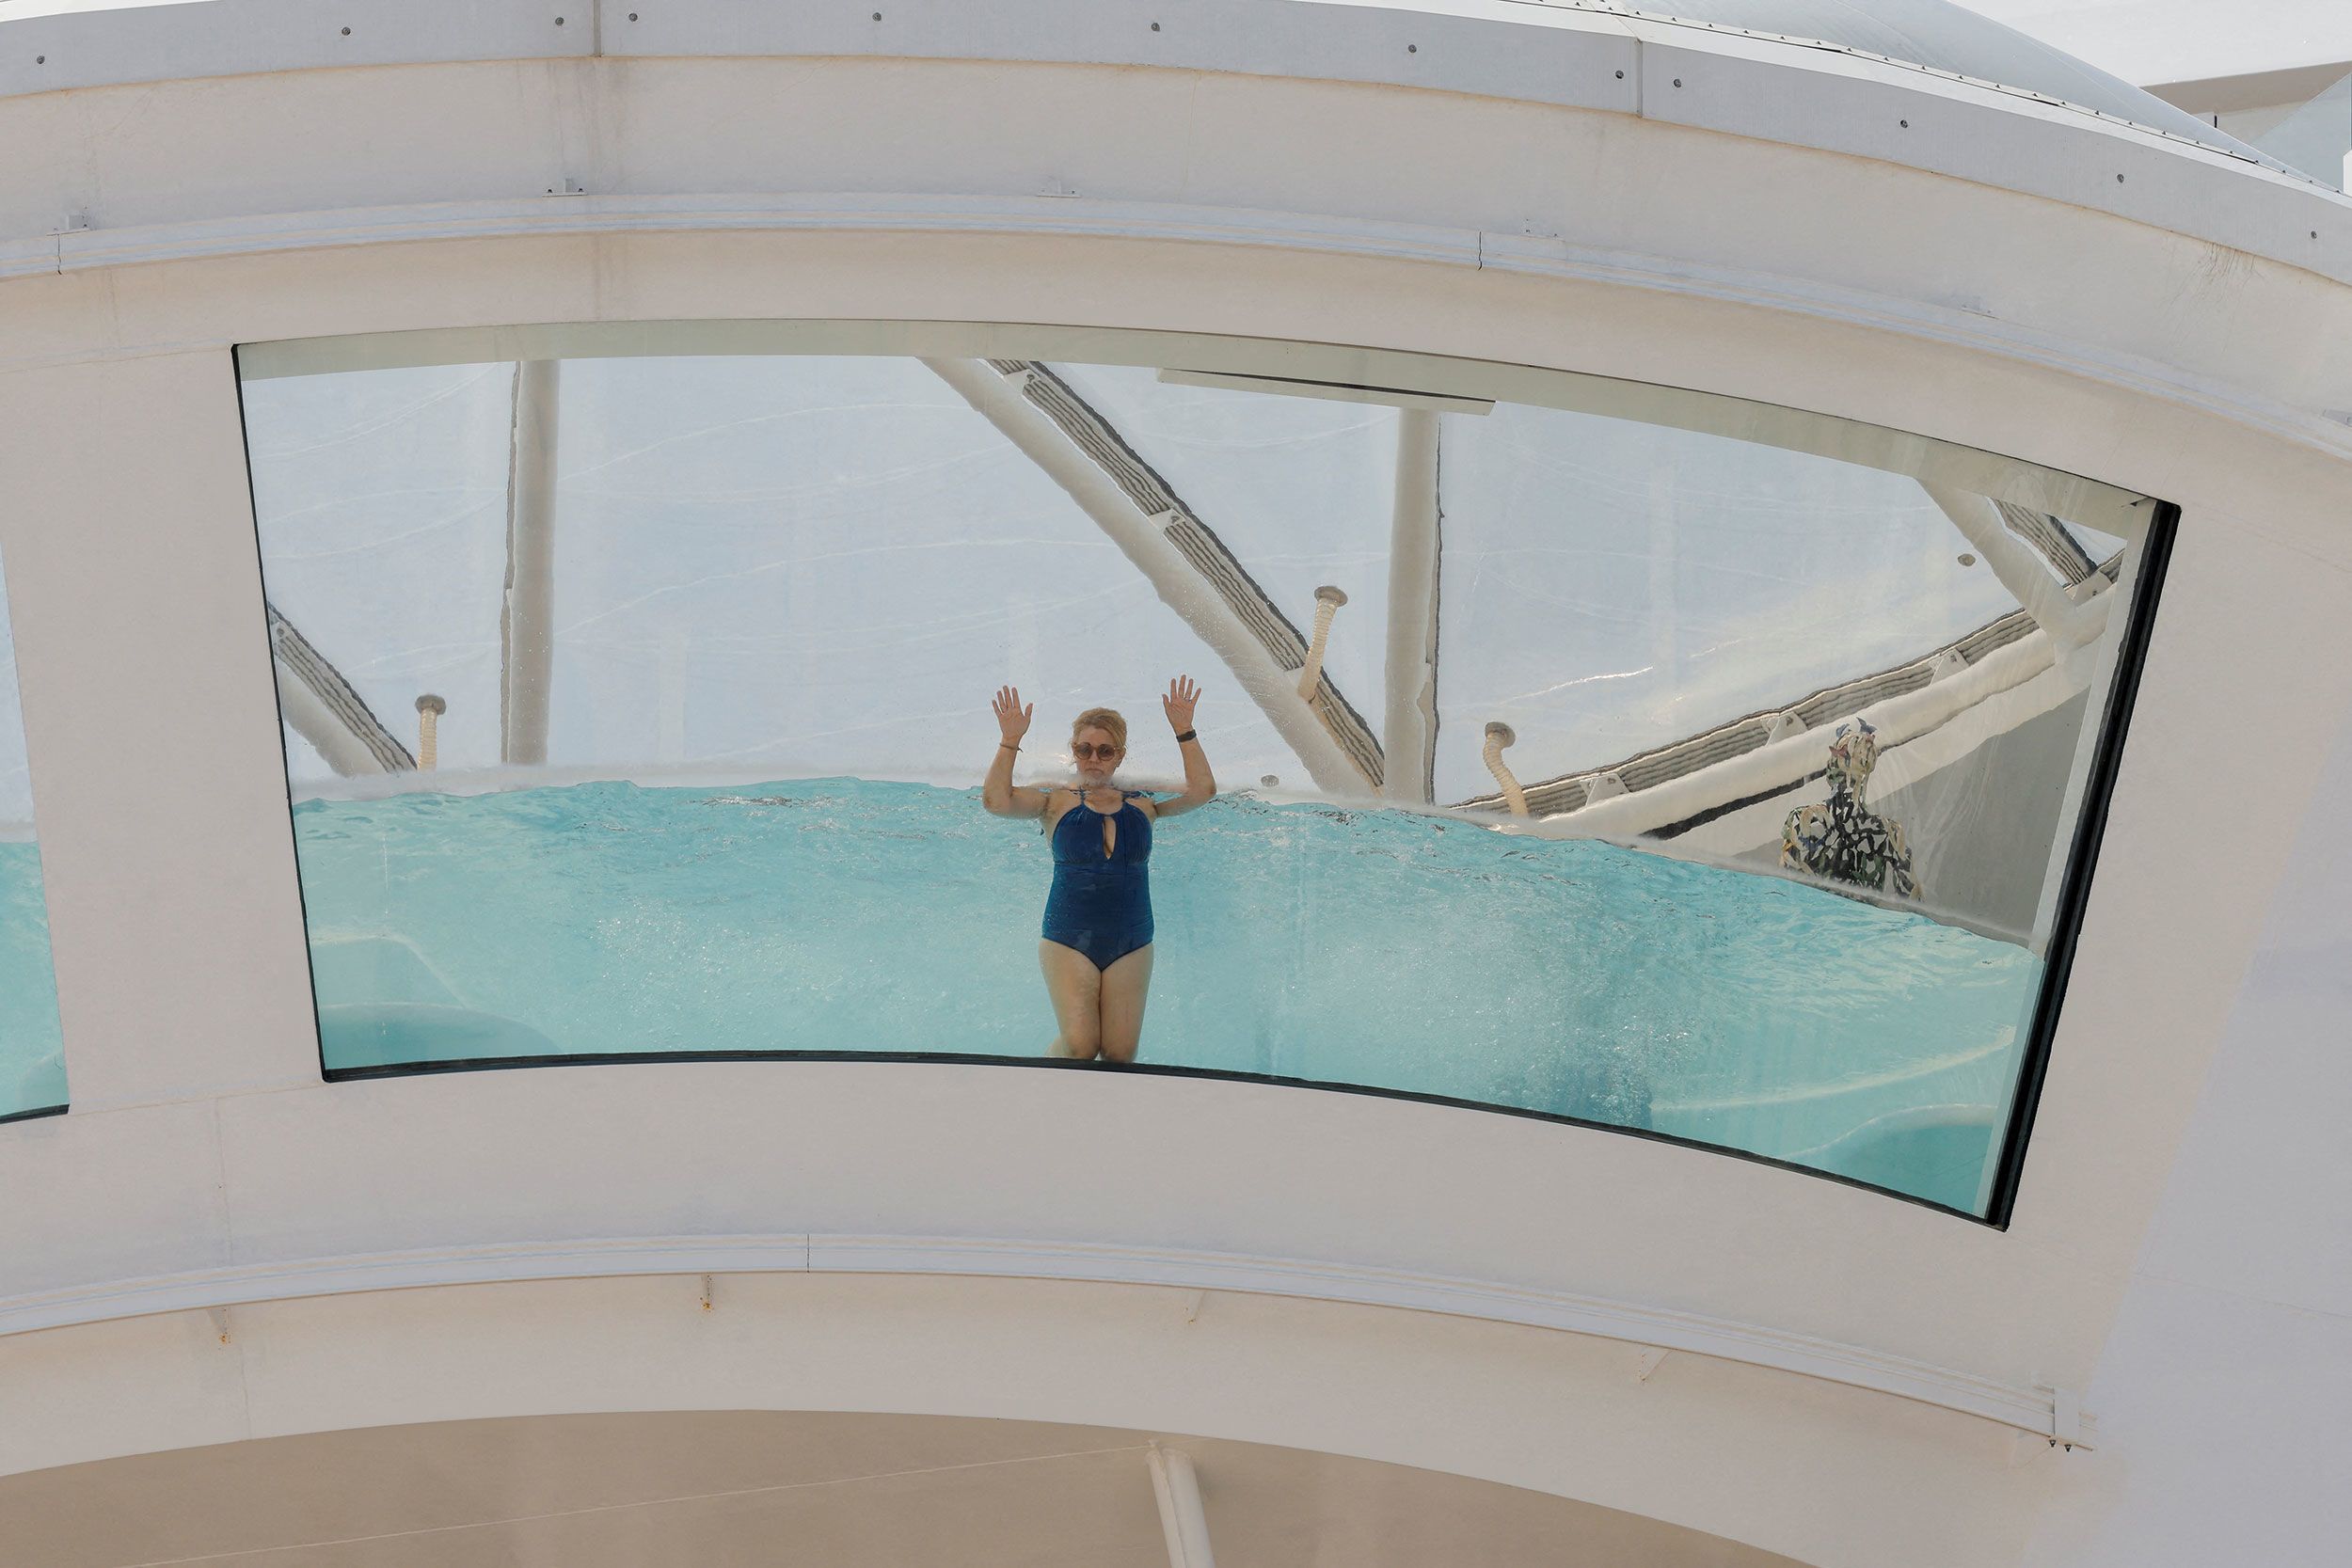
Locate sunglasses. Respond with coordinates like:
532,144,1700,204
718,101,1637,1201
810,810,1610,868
1072,743,1121,760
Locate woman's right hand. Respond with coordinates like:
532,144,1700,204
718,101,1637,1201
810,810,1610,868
993,685,1034,744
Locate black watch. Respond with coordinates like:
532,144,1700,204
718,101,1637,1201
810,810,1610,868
1174,729,1198,744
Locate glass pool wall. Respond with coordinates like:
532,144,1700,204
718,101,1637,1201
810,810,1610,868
240,339,2166,1217
0,546,64,1120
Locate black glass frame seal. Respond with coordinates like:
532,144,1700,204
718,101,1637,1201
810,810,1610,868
1981,499,2179,1228
231,344,337,1104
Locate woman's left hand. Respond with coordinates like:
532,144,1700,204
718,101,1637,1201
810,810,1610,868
1163,675,1200,735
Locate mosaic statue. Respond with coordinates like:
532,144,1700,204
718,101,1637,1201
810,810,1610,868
1780,719,1921,899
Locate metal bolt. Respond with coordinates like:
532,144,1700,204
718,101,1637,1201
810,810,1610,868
2116,173,2125,182
1614,70,1624,78
1673,77,1682,87
1407,43,1417,53
1899,119,1909,128
340,26,350,36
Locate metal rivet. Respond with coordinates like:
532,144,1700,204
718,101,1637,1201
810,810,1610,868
2116,173,2125,182
1899,119,1909,128
555,15,564,23
1152,21,1160,30
35,55,44,64
1672,77,1682,87
1614,70,1625,79
628,11,638,19
1407,44,1417,53
340,26,350,35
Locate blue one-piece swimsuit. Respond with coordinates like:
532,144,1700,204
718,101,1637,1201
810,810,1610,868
1041,791,1154,970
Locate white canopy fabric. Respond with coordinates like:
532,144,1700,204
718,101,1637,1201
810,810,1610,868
247,354,2063,811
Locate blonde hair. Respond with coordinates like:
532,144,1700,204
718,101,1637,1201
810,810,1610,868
1071,707,1128,752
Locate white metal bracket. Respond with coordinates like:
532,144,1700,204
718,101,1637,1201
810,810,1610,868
1632,1345,1670,1383
2008,1386,2090,1456
207,1307,230,1346
698,1275,714,1312
2047,1386,2083,1450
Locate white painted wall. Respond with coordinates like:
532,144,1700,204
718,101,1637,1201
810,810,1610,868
2020,708,2352,1566
0,6,2345,1564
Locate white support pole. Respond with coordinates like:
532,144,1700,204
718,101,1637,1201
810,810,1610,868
1383,407,1441,801
501,358,558,766
924,357,1365,794
1147,1445,1217,1568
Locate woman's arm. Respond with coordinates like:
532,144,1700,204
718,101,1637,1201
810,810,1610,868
1147,675,1217,819
983,685,1051,818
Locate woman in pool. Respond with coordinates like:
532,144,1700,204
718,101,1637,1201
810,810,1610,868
983,677,1216,1062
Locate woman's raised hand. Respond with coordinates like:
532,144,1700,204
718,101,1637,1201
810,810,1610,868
993,685,1034,743
1163,675,1201,734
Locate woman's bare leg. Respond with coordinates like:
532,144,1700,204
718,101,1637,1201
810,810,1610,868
1039,941,1104,1059
1096,944,1155,1064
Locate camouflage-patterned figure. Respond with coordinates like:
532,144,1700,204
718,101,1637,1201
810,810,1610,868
1780,719,1920,899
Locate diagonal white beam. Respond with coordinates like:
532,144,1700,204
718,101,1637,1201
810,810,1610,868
266,603,410,774
1147,1444,1217,1568
1382,407,1442,802
1920,481,2106,651
924,356,1365,794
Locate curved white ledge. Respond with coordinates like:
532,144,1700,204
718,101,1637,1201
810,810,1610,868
0,1229,2091,1445
6,190,2344,465
0,0,2344,287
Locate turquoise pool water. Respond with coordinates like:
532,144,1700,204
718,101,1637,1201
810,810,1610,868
294,777,2040,1212
0,840,64,1119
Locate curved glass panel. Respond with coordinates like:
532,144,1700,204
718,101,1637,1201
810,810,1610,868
239,328,2169,1217
0,546,64,1121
